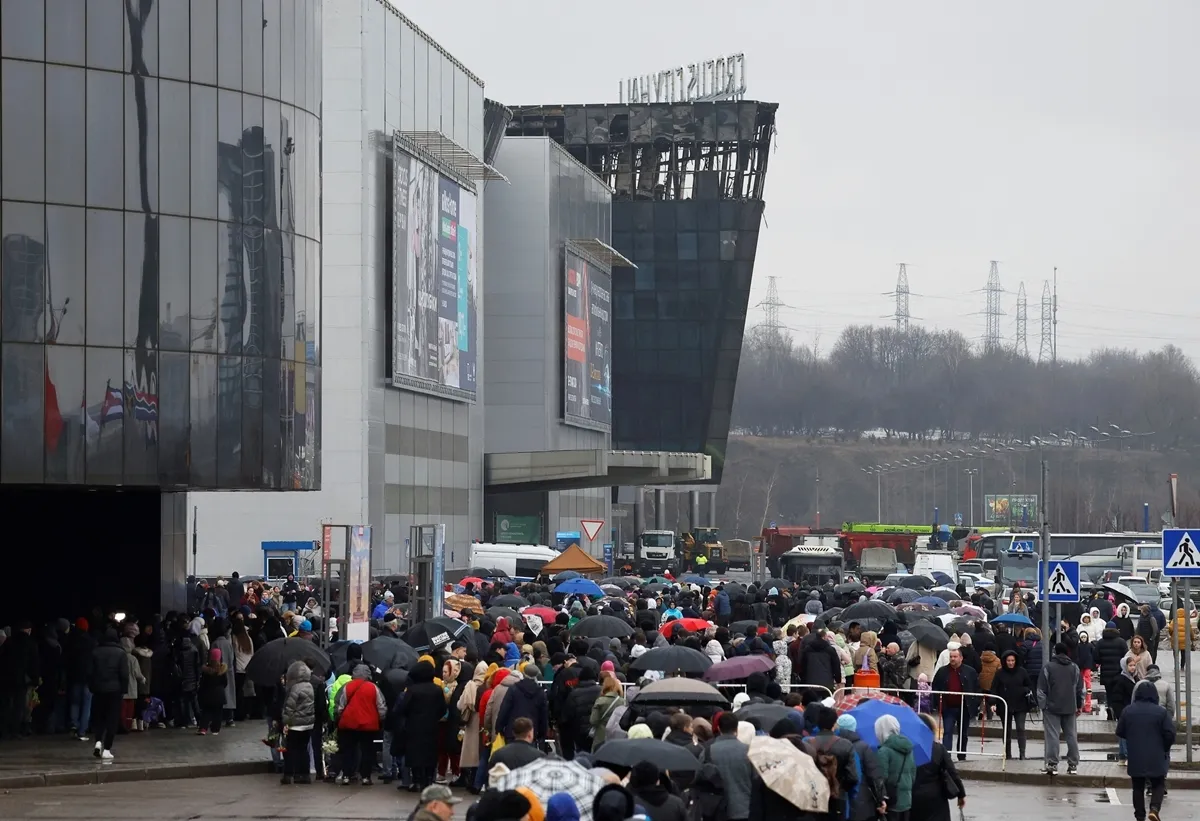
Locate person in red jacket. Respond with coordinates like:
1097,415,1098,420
334,664,387,785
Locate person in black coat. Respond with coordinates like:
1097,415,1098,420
1110,660,1140,763
629,761,688,821
911,713,966,821
398,661,447,791
931,650,981,761
489,716,546,771
1116,680,1175,820
988,650,1033,760
796,629,842,692
88,628,129,756
173,634,201,727
1094,626,1129,720
496,665,549,743
63,619,97,739
0,622,39,738
561,667,602,756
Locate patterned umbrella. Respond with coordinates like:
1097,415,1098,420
493,758,606,821
833,690,908,715
445,593,482,613
747,736,830,813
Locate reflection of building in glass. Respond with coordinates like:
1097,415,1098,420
1,235,46,341
506,101,778,481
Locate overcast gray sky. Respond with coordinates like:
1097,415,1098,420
397,0,1199,361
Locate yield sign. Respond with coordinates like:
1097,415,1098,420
581,519,605,541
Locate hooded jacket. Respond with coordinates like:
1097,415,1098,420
561,675,602,745
1144,665,1175,719
1094,628,1129,685
977,650,1002,692
796,632,842,690
497,673,550,741
1037,651,1084,715
837,729,886,821
1109,668,1139,719
198,657,229,709
89,629,130,695
282,661,316,730
875,733,916,812
335,664,387,731
1116,680,1176,779
704,734,755,821
988,651,1032,715
1113,604,1135,641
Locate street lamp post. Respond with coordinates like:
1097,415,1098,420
965,468,979,528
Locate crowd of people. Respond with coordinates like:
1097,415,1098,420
0,569,1190,821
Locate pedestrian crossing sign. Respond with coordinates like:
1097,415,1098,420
1163,529,1200,577
1038,559,1080,603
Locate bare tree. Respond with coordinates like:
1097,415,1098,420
732,472,748,537
758,465,780,535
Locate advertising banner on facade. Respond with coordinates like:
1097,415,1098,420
392,147,478,398
984,494,1039,524
496,514,541,545
346,525,373,641
563,248,612,426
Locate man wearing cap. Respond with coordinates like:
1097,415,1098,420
407,784,460,821
373,591,396,621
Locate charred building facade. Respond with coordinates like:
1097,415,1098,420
506,102,776,482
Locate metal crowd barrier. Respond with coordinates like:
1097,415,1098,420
833,685,1012,771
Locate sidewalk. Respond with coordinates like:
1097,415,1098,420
0,725,270,790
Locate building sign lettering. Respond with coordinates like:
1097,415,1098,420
619,54,747,104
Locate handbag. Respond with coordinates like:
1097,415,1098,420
940,764,961,800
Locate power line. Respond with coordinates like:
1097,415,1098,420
984,260,1005,353
881,263,911,332
1039,280,1053,363
1014,281,1028,358
757,275,784,343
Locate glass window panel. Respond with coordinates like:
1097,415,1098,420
698,231,720,261
2,0,45,59
190,352,218,487
1,341,44,481
262,0,280,100
86,70,123,208
719,230,736,261
85,0,122,70
159,216,190,351
260,354,282,485
84,345,123,484
242,0,263,94
217,90,243,218
216,0,242,91
190,85,218,218
45,206,86,345
653,233,674,259
123,0,157,75
157,350,189,484
45,66,86,206
292,237,306,351
190,219,218,352
241,353,263,486
157,0,189,80
261,226,281,360
700,261,720,290
678,262,699,290
677,232,699,261
633,293,656,320
125,75,159,213
631,232,653,260
123,347,158,484
307,0,320,114
159,80,190,216
279,0,294,105
2,59,46,202
676,202,697,231
86,209,123,347
399,20,414,131
123,212,154,347
190,0,217,85
46,0,86,64
413,33,428,129
217,220,243,355
737,230,758,261
294,0,307,112
43,343,85,483
1,201,46,343
305,238,318,363
634,263,655,292
217,353,242,485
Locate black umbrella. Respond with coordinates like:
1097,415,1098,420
641,583,666,594
759,579,790,591
592,738,702,773
898,575,936,590
325,640,361,672
244,638,332,687
945,619,973,636
886,588,921,604
488,606,522,622
379,667,410,692
403,617,473,652
907,620,950,652
839,600,898,622
599,577,637,589
360,636,419,670
630,678,729,708
821,617,883,634
491,594,530,609
835,581,866,595
628,645,713,675
925,590,958,603
728,620,762,635
735,702,797,732
570,615,634,639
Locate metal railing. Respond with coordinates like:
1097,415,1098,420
833,685,1011,771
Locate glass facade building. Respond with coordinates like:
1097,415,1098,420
0,0,322,490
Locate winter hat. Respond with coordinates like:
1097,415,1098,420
299,620,312,632
836,714,857,732
547,792,582,821
1106,620,1118,629
626,723,654,739
516,787,545,821
732,692,750,709
347,643,364,661
209,648,222,662
600,660,615,673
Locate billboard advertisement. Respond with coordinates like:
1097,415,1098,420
392,146,478,398
496,514,541,545
346,525,372,641
563,249,612,426
984,494,1039,525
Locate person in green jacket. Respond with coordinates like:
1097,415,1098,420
874,714,915,820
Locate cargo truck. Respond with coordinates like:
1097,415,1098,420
635,530,677,575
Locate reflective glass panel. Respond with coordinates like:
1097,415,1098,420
1,201,46,343
123,346,159,484
44,343,85,483
0,342,45,482
45,205,86,344
84,345,123,485
45,66,86,206
86,69,123,208
2,59,46,202
86,209,124,347
158,216,190,351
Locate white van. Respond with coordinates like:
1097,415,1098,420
468,543,559,581
913,549,958,585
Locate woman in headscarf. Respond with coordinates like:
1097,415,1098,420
874,714,916,821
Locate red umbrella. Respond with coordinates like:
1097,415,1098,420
521,606,558,621
661,618,713,638
459,577,485,587
833,691,908,715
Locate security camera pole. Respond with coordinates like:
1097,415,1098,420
1039,460,1051,659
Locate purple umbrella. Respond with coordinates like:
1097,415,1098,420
702,654,776,682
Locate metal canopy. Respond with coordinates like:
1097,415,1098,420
568,238,637,269
394,131,508,185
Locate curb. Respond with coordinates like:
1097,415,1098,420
980,726,1200,743
961,768,1200,789
0,760,271,792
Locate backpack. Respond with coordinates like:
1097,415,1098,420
842,745,864,819
604,704,629,742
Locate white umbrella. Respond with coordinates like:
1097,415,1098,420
747,736,830,813
493,758,606,821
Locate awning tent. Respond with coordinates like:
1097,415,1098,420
541,544,606,575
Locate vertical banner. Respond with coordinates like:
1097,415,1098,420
347,525,373,642
391,151,413,376
437,178,462,389
563,249,612,426
603,543,614,575
321,524,332,565
458,192,477,392
432,524,446,617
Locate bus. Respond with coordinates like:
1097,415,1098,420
779,545,845,587
986,531,1161,592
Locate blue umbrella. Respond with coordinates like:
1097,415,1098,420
846,699,934,766
991,612,1035,627
931,571,955,586
912,596,950,609
553,570,582,581
554,578,604,597
681,575,711,586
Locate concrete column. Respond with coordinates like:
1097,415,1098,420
654,489,666,530
161,492,188,614
689,490,700,531
708,491,717,527
634,488,645,537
